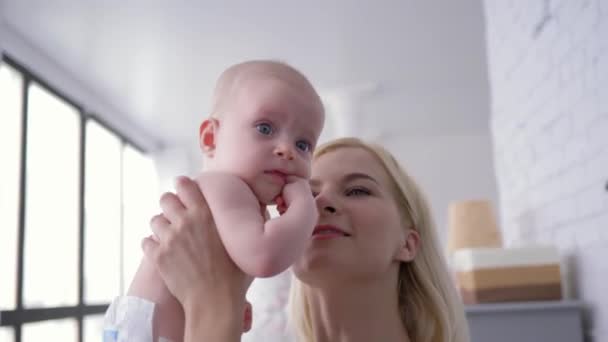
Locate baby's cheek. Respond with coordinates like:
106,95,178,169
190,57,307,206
228,155,259,177
301,160,313,179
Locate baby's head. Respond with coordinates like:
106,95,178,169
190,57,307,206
200,60,325,204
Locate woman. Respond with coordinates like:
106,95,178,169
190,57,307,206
143,137,470,342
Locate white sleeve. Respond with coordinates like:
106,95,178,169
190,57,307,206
103,296,155,342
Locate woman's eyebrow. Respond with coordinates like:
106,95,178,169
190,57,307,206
309,172,378,187
343,172,379,184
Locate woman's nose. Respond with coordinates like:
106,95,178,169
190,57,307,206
323,205,337,214
315,193,338,215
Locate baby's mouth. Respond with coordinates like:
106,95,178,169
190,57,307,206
264,170,288,184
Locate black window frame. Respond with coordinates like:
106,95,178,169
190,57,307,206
0,53,147,342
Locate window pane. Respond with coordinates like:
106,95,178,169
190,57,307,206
83,314,104,342
23,83,80,308
0,327,15,342
84,120,122,304
22,318,77,342
0,62,23,311
122,146,159,292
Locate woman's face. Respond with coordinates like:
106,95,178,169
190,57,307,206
292,147,409,284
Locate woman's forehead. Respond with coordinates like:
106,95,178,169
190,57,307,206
311,147,387,182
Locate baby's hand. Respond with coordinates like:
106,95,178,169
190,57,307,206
282,176,313,207
274,176,314,215
275,195,287,215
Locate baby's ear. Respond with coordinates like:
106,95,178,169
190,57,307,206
199,118,219,157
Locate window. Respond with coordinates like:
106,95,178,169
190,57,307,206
0,55,159,342
121,145,159,291
0,62,23,312
82,315,104,342
23,82,81,308
84,120,122,304
0,327,15,342
22,319,77,342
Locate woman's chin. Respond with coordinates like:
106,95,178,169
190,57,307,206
293,251,349,283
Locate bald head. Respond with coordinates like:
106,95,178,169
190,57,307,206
209,60,324,119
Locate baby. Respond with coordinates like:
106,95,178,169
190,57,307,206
104,60,325,342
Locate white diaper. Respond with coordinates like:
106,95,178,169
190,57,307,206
103,295,171,342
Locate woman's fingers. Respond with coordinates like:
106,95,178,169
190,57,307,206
141,235,160,262
159,192,186,222
150,213,171,241
175,176,208,213
148,174,251,317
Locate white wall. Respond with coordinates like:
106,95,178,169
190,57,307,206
152,144,202,193
322,90,499,246
483,0,608,340
382,134,499,245
0,16,8,64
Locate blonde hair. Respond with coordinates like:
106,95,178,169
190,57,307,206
209,60,323,118
288,137,470,342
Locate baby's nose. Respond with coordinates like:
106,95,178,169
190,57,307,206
274,145,295,160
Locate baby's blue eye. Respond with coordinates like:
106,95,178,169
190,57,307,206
296,140,311,152
256,123,273,135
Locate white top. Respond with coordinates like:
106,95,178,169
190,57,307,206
451,246,560,272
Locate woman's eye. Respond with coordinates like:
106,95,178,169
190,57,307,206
256,123,273,135
346,188,370,196
311,191,319,198
346,187,370,196
296,140,312,152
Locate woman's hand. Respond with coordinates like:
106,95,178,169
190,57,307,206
142,176,252,340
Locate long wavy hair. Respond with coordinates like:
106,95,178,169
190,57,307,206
288,137,470,342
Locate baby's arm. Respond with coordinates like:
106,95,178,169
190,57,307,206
127,254,185,341
198,173,317,278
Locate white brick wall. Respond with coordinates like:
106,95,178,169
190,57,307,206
483,0,608,340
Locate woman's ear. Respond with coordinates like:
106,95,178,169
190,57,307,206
395,228,420,262
199,118,219,158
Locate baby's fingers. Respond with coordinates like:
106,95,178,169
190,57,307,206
274,195,287,215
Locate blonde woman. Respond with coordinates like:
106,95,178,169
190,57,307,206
144,137,470,342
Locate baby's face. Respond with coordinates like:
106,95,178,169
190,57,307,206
211,75,324,204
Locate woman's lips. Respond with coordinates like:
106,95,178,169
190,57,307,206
312,225,350,240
